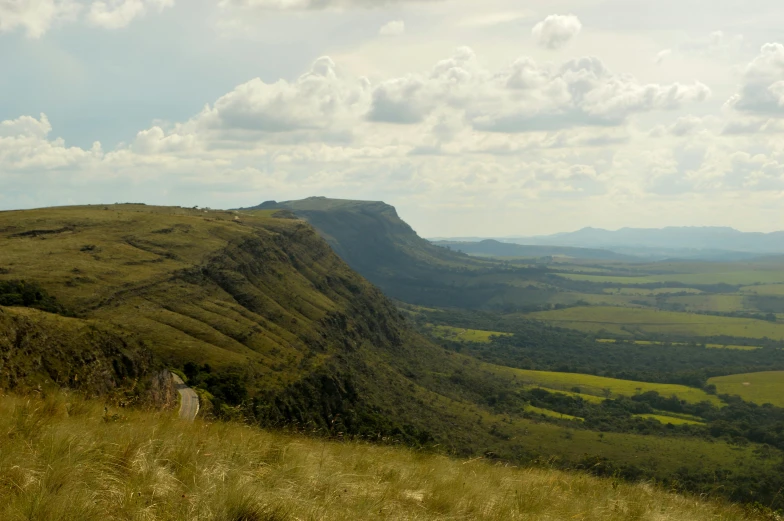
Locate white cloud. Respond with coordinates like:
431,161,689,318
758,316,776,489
726,43,784,115
681,30,744,56
0,0,81,37
531,14,581,50
0,113,53,138
456,11,531,28
654,49,672,65
87,0,174,29
367,50,710,132
182,56,371,143
379,20,404,37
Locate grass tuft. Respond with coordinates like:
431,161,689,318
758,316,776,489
0,391,773,521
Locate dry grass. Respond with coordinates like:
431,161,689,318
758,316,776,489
0,392,771,521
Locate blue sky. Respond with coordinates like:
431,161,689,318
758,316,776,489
2,0,784,236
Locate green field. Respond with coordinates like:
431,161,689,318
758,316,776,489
597,339,760,351
607,287,704,296
708,371,784,407
425,324,512,343
636,414,704,426
486,365,723,405
526,405,584,421
527,306,784,339
559,270,784,285
741,283,784,295
666,294,747,313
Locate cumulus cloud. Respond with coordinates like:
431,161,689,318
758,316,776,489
531,14,581,50
379,20,404,37
0,0,81,37
726,43,784,115
87,0,174,29
0,113,102,171
367,49,710,132
179,56,371,144
12,47,781,221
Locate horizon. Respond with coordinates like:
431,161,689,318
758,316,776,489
0,195,784,237
3,1,784,236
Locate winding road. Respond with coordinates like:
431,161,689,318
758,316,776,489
172,373,199,421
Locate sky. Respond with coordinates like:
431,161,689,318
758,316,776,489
2,0,784,237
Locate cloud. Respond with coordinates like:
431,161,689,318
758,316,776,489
654,49,672,65
681,30,744,56
531,14,582,50
87,0,174,29
218,0,438,10
0,0,81,37
456,11,531,28
726,43,784,115
184,56,371,142
649,115,705,137
367,49,710,132
379,20,404,37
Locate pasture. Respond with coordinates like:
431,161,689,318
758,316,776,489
597,339,760,351
426,324,512,343
635,414,704,426
708,371,784,407
486,365,723,405
526,306,784,340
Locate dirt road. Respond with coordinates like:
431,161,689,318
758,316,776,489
171,373,199,421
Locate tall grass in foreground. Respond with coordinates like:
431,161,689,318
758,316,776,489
0,392,774,521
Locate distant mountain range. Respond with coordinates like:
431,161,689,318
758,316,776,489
431,227,784,261
432,239,635,261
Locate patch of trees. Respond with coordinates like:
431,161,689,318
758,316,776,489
0,280,69,315
413,308,784,387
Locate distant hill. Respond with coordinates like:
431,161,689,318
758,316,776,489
506,226,784,258
243,198,534,307
433,239,636,261
250,197,477,276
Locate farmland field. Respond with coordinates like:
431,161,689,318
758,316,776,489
486,365,723,405
426,324,512,343
526,306,784,339
708,371,784,407
740,283,784,295
636,414,704,426
596,339,760,350
558,270,784,285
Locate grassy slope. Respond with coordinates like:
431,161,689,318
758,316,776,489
0,306,152,393
0,392,768,521
709,371,784,407
526,306,784,339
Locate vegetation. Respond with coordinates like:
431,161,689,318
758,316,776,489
6,200,784,513
526,306,784,339
709,371,784,407
1,392,775,521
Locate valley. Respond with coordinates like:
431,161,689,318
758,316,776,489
3,200,784,516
